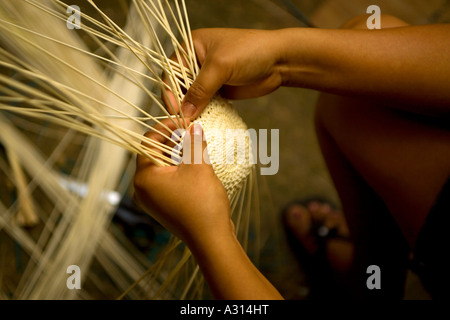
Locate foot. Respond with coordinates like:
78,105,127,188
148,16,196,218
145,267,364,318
283,199,354,298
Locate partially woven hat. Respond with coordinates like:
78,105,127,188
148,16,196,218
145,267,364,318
194,96,254,199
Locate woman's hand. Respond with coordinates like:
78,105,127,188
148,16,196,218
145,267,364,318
133,121,283,300
179,24,450,119
181,28,285,118
133,121,233,246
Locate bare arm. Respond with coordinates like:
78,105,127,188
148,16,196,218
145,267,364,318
181,25,450,118
136,24,450,300
134,122,283,300
188,227,283,300
279,25,450,115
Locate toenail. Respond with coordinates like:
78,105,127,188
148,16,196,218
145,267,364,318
308,202,319,212
292,211,301,219
321,204,331,213
288,207,302,219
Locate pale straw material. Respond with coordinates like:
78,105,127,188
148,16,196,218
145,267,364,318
0,0,262,300
194,96,254,200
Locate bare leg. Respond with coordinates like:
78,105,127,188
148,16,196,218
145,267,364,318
313,15,450,299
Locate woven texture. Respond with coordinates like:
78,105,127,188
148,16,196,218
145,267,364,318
194,96,254,199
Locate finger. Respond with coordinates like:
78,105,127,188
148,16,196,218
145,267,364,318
161,70,181,115
137,119,186,168
181,123,210,166
180,59,229,119
162,42,191,115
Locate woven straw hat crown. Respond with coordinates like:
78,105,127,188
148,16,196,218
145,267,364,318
193,96,254,199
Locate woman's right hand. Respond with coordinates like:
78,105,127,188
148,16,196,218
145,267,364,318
180,28,285,119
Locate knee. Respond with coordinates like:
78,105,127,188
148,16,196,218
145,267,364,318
314,94,372,138
314,94,349,135
340,14,409,30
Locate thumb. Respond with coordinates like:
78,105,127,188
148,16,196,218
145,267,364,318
181,61,228,119
182,123,210,165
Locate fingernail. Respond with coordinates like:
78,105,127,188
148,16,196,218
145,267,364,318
172,128,184,142
182,102,197,118
192,123,202,136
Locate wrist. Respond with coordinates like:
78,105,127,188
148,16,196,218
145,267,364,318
274,28,326,88
184,219,238,256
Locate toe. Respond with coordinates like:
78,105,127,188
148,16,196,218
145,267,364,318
284,205,317,254
285,205,311,237
309,202,331,228
309,202,350,239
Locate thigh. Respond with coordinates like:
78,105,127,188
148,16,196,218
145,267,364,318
316,93,450,247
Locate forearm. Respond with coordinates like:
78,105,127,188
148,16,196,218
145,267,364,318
187,230,283,300
275,25,450,115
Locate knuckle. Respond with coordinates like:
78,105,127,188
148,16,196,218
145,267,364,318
213,54,229,67
186,80,208,102
143,130,152,138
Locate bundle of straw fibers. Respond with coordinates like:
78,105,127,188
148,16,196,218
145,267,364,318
0,0,262,300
